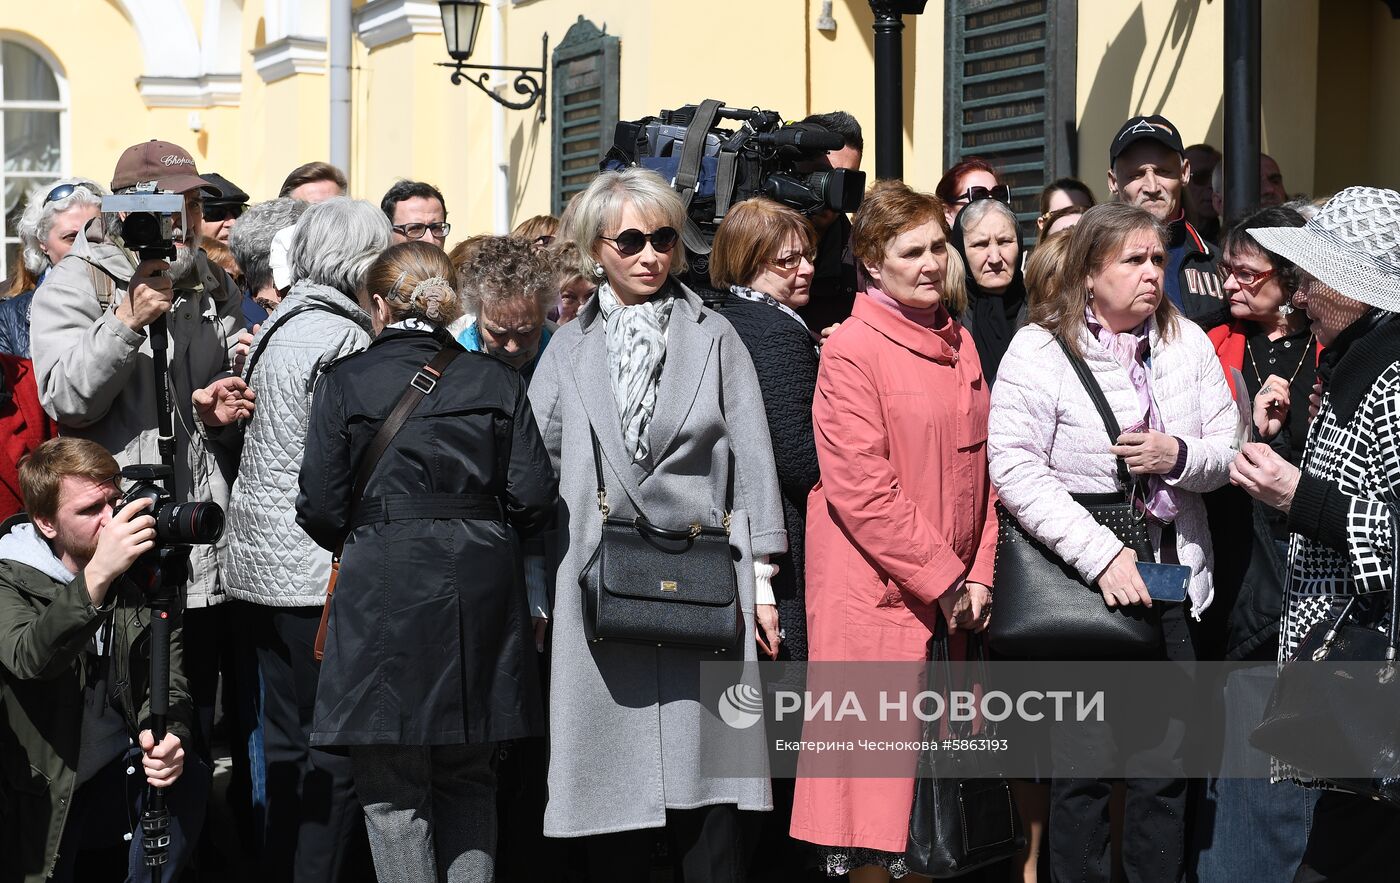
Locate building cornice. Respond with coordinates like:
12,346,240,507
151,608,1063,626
136,73,243,108
251,36,329,82
355,0,442,50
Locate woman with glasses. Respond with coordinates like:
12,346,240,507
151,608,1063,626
950,197,1028,384
711,198,820,665
935,156,1006,227
529,168,786,882
1195,205,1321,883
455,236,558,383
1,178,106,358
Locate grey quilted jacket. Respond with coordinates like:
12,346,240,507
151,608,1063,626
224,281,373,607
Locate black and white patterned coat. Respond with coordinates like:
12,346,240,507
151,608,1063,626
1278,314,1400,778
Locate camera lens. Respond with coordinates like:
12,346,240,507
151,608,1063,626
156,501,225,545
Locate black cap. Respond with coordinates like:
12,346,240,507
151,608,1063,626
1109,115,1185,166
199,172,249,206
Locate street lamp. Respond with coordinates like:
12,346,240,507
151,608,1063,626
437,0,548,121
869,0,929,180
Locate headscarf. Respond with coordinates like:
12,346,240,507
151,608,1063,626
949,201,1028,384
596,280,676,462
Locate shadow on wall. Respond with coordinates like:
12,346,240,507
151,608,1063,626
1136,0,1205,116
839,0,918,163
1078,4,1147,195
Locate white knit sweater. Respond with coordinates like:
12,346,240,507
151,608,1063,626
987,319,1240,617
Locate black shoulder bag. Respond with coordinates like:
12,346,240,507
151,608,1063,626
313,342,462,661
1250,502,1400,807
578,428,742,652
906,622,1026,876
988,338,1162,658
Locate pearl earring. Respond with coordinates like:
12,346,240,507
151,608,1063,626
593,264,606,278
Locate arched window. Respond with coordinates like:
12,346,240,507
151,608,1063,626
1,39,67,282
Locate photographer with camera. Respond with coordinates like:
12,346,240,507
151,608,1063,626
0,438,200,883
29,140,251,807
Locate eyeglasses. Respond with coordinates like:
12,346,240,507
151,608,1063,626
1217,263,1276,287
43,182,100,205
955,184,1012,205
600,226,679,257
768,250,816,271
203,203,247,223
393,222,452,240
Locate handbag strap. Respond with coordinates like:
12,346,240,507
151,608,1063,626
1055,337,1136,494
336,343,462,556
242,303,341,383
588,426,731,533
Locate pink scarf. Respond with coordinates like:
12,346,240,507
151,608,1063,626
865,283,948,329
1084,307,1180,524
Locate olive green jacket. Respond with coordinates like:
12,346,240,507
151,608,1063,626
0,521,191,883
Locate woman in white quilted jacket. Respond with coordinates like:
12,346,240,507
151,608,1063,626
987,202,1238,883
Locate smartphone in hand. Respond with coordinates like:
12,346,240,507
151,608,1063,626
1136,562,1191,603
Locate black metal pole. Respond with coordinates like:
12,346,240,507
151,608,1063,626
1223,0,1260,222
871,2,904,180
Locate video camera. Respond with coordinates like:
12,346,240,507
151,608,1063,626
603,100,866,258
101,183,184,263
120,465,225,547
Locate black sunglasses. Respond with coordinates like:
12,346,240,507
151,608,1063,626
203,203,247,223
955,184,1012,205
43,182,100,205
600,226,679,257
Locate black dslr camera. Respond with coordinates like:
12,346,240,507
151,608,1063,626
120,465,225,547
603,100,866,252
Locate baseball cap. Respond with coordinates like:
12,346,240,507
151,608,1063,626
1109,115,1185,165
110,140,218,195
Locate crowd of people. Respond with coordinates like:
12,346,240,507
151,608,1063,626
0,103,1397,883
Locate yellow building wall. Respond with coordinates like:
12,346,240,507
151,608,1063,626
5,0,1397,246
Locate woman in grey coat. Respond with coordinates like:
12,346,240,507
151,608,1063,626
529,168,787,882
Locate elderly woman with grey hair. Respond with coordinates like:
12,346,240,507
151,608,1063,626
222,196,391,882
0,177,107,357
529,167,786,881
950,196,1028,384
227,197,308,314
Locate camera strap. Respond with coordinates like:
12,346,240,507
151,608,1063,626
314,341,463,662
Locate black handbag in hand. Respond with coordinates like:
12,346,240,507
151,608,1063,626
578,429,742,651
906,621,1025,877
989,338,1162,659
1250,502,1400,808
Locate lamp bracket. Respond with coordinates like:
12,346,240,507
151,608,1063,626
438,33,548,121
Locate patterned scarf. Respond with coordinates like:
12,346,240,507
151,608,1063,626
597,280,676,461
1085,307,1180,524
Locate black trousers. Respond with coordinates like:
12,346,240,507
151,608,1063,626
253,603,373,883
1292,791,1400,883
580,805,757,883
1048,603,1197,883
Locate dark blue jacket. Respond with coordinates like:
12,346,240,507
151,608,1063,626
1164,217,1227,330
0,289,34,359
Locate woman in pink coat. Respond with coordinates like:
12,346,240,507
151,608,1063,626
790,181,1000,880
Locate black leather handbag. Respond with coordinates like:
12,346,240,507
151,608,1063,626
1250,503,1400,808
578,430,742,651
906,621,1025,877
989,338,1162,659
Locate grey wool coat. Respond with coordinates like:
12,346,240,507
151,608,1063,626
529,281,787,836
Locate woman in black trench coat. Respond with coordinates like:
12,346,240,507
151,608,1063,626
297,241,557,883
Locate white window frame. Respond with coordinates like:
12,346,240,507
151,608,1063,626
0,33,71,282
